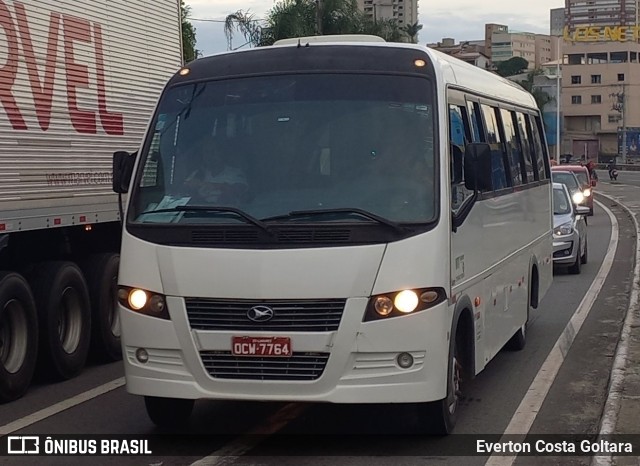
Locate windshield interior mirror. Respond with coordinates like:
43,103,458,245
464,143,493,192
113,151,136,194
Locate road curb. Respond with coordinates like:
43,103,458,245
591,192,640,466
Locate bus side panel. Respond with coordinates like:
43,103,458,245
451,185,552,366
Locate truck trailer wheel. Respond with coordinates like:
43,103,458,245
82,253,121,362
0,272,38,402
29,262,91,380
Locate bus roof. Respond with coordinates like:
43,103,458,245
185,39,538,110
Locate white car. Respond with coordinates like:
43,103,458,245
552,182,589,274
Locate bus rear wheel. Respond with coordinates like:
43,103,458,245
144,396,194,429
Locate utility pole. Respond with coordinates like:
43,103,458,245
555,38,561,164
611,86,626,164
621,84,627,164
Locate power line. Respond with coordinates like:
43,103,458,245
190,17,265,23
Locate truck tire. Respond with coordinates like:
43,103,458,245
0,272,38,402
29,262,91,380
82,253,121,362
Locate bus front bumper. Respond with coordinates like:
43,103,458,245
119,298,450,404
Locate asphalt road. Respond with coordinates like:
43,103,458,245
0,194,635,466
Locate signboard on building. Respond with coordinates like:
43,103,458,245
618,128,640,157
564,25,640,42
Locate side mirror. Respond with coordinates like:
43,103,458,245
112,151,136,194
575,205,590,216
591,179,597,187
464,143,493,192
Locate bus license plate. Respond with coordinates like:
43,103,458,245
231,336,292,357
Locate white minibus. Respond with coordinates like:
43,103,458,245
113,35,553,433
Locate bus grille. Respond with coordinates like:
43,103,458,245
200,351,330,381
185,298,346,332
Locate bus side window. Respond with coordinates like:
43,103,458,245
515,112,537,182
467,101,483,142
525,114,548,180
499,108,524,186
448,104,474,211
480,104,509,191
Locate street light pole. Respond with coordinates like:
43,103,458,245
556,38,561,164
621,84,627,164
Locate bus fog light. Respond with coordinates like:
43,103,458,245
128,289,148,310
397,352,414,368
394,290,419,313
135,348,149,363
374,296,394,316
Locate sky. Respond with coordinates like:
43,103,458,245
185,0,564,57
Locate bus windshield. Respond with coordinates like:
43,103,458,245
129,73,437,225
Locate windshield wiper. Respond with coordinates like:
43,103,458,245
261,208,406,233
139,206,274,235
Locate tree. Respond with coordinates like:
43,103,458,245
403,22,423,43
181,0,200,63
224,10,263,49
224,0,408,48
495,57,529,77
520,69,554,110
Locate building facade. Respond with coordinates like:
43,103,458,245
358,0,418,27
427,38,491,69
561,0,640,161
486,25,558,70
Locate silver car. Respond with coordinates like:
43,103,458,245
553,182,589,274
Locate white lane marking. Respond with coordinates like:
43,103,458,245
191,402,308,466
592,192,640,466
485,199,619,466
0,377,125,436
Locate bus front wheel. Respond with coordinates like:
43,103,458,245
419,335,463,434
144,396,194,429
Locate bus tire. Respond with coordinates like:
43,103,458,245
30,262,91,380
144,396,194,428
82,253,121,362
505,323,526,351
0,272,38,402
420,333,463,434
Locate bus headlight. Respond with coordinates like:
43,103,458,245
394,290,419,313
374,296,394,316
118,286,170,320
128,289,147,310
365,287,446,321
